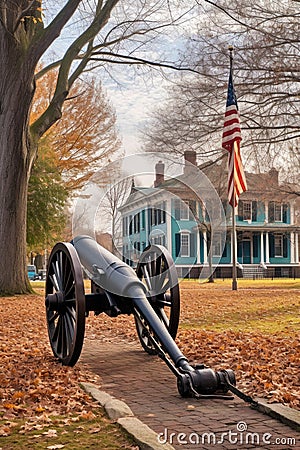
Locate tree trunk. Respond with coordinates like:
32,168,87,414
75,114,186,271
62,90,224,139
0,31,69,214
0,38,36,295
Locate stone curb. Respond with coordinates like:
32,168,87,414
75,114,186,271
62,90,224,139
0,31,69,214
255,398,300,432
81,382,175,450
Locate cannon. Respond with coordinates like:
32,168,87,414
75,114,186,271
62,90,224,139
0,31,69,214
45,235,238,399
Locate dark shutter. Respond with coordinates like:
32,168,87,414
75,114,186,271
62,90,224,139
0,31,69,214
237,241,242,258
222,242,227,258
238,201,243,221
283,234,288,258
252,201,257,222
269,233,275,258
175,233,181,257
253,234,259,258
268,202,275,223
189,200,197,220
129,215,133,234
283,204,288,224
174,199,181,220
190,233,196,257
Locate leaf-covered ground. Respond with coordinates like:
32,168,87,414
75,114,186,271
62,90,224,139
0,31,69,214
0,279,299,444
0,292,137,448
85,279,300,410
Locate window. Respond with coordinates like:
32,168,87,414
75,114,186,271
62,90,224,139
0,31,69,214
151,234,165,246
140,210,145,230
238,200,257,222
149,203,166,226
274,235,283,257
134,213,140,233
269,202,284,222
274,203,282,222
180,202,189,220
174,199,196,221
243,202,252,221
180,233,190,257
129,215,133,234
212,234,222,257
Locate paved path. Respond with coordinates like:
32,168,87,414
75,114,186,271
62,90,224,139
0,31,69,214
80,334,299,450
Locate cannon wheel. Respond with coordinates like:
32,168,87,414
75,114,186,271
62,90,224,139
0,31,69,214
135,244,180,354
45,242,85,366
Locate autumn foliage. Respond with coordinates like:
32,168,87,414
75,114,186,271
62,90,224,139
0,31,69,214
31,68,121,190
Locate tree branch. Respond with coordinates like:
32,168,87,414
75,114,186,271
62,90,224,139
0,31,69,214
90,50,201,74
30,0,120,140
28,0,82,64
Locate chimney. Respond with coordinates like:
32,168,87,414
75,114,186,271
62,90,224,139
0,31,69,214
154,161,164,187
269,168,279,186
184,150,197,175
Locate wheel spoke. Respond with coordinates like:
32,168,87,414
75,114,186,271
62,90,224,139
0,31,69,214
52,258,62,292
52,315,62,348
49,274,60,293
48,311,59,324
59,251,64,291
64,311,75,352
66,305,76,322
142,264,152,291
155,269,168,293
157,307,169,328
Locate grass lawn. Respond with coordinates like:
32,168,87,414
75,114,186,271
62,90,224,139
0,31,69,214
179,278,300,333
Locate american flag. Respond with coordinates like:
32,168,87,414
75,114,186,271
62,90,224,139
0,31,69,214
222,69,247,207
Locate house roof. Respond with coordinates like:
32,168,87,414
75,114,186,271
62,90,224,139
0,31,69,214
120,153,299,211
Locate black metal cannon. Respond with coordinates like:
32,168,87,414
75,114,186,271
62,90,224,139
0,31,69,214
45,235,237,399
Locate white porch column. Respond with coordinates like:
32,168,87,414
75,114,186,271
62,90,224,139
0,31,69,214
265,232,270,263
290,232,295,264
265,201,269,222
295,232,299,263
260,232,264,264
290,202,295,224
196,230,201,264
203,230,208,265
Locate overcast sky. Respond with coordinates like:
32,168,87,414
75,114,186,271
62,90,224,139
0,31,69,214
42,2,198,157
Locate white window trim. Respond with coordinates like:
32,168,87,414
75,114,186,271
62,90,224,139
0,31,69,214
274,203,283,222
243,201,252,221
180,232,190,257
180,201,190,220
274,234,283,257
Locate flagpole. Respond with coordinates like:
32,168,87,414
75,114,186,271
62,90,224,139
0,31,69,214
232,148,238,291
229,46,238,291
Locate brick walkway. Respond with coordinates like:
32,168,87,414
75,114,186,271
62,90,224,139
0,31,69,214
80,334,299,450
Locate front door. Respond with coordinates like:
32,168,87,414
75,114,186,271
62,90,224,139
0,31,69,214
242,240,251,264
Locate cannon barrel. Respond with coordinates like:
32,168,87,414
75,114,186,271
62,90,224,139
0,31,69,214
73,235,145,298
73,235,191,368
72,235,236,397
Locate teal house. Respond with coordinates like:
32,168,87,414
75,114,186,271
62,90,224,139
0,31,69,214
119,151,300,279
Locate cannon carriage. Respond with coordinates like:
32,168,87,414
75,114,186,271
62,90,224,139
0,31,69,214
45,235,238,399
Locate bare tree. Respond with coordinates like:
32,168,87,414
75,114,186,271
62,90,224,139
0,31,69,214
144,0,300,175
0,0,198,294
98,176,132,256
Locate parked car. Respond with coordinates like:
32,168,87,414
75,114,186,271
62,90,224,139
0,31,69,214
27,264,39,281
38,269,47,280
